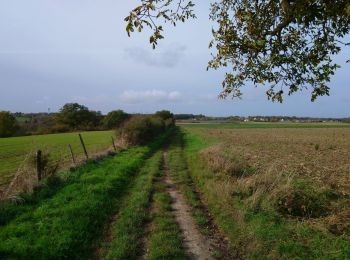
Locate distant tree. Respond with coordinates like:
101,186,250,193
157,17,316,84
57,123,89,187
58,103,99,130
0,112,18,137
88,110,104,129
127,0,350,102
103,110,129,129
174,114,195,120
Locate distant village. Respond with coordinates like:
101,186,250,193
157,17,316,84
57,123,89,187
173,114,350,124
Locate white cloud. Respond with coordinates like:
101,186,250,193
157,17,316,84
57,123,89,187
119,89,181,104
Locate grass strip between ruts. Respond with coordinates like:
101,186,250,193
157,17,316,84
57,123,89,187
146,155,186,260
105,151,163,259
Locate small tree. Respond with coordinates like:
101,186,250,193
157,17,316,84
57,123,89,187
0,111,18,137
103,110,129,129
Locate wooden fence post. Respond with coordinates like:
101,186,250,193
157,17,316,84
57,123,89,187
111,136,116,151
36,150,42,181
79,134,89,159
68,144,76,165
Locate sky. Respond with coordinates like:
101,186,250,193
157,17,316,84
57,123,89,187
0,1,349,117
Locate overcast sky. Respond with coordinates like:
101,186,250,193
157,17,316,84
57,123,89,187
0,1,349,117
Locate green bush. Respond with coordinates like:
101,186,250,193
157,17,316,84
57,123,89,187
117,113,174,146
103,110,129,129
0,111,18,137
155,110,174,120
276,181,329,218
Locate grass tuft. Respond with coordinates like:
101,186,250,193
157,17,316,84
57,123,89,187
146,159,186,260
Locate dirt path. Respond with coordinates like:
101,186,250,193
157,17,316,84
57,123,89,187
163,151,214,260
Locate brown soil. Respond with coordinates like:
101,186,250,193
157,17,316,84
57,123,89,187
197,127,350,235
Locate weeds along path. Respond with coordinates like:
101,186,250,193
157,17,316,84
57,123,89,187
0,162,109,228
0,140,164,259
163,150,214,260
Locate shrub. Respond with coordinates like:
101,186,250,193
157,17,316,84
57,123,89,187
276,181,329,218
155,110,174,120
50,124,70,133
164,117,175,128
117,113,174,146
0,112,18,137
314,143,320,150
103,110,129,129
155,110,175,128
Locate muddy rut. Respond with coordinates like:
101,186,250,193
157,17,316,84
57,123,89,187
163,151,214,260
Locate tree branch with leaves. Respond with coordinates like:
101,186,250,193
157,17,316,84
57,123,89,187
127,0,350,102
125,0,195,49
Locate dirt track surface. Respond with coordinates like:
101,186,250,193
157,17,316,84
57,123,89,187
163,152,214,260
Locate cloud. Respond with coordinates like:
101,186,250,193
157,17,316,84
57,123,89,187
120,89,181,104
72,95,112,105
124,44,186,68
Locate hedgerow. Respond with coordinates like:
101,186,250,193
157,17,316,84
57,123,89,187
117,112,175,146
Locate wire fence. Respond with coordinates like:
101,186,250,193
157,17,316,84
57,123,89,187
0,131,118,200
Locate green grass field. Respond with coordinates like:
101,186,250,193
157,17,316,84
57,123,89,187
15,117,31,123
0,131,114,188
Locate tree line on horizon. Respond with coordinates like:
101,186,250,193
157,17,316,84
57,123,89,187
0,103,131,137
1,105,350,138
